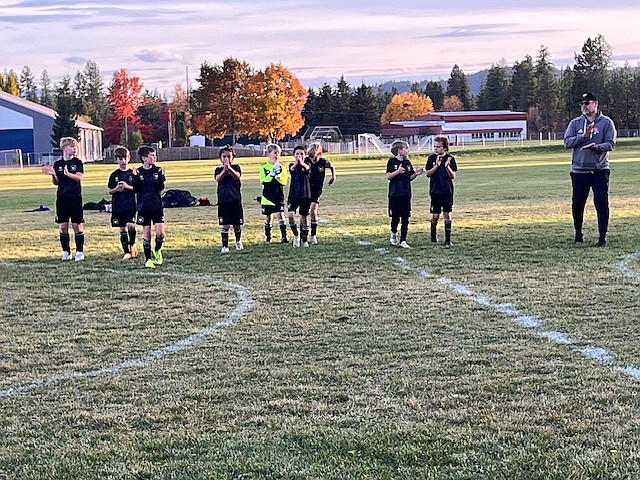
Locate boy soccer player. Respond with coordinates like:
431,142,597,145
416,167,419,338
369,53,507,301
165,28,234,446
133,145,166,268
41,137,86,261
259,143,289,243
214,146,244,253
107,146,138,260
287,145,312,247
425,136,458,247
386,140,423,248
306,141,336,244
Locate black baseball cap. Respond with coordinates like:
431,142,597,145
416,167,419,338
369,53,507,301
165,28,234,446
577,92,598,103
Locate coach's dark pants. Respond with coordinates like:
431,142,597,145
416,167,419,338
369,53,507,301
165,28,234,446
571,169,610,240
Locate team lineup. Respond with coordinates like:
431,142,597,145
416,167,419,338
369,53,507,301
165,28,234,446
41,92,616,263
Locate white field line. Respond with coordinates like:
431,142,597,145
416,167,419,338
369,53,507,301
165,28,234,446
0,265,254,398
618,250,640,281
335,229,640,381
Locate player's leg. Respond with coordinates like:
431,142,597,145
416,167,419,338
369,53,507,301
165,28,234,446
309,200,319,244
70,199,85,260
277,211,288,243
126,220,138,257
220,223,230,253
58,221,71,260
443,212,452,247
119,225,131,259
263,212,272,243
288,208,299,246
153,221,165,264
141,222,154,267
389,198,399,245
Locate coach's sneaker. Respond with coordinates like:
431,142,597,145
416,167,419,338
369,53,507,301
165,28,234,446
153,249,164,265
74,251,85,261
390,232,398,246
61,251,72,261
596,238,607,247
144,259,156,268
122,252,132,261
293,236,300,247
235,241,244,251
302,241,309,247
310,235,318,245
574,232,584,243
399,241,411,249
444,240,453,248
221,246,230,254
130,245,139,258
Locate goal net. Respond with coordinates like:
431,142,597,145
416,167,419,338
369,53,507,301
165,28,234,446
0,149,23,170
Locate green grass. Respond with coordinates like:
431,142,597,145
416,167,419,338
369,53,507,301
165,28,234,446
1,141,640,479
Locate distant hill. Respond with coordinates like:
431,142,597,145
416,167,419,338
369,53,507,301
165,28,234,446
374,70,489,97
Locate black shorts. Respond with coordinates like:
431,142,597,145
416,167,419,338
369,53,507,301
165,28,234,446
136,208,164,226
261,204,284,216
111,210,137,227
430,194,454,214
287,197,311,216
388,197,411,218
310,189,323,204
56,196,84,224
218,200,244,225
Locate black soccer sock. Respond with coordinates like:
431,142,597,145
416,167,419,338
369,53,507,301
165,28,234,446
74,232,85,252
311,221,318,236
221,228,229,248
264,223,272,242
128,228,137,247
234,226,242,242
60,232,71,253
143,238,152,260
301,225,309,243
431,219,438,242
120,231,130,253
289,222,299,237
445,219,452,243
390,217,400,233
155,235,164,252
279,220,287,241
400,217,409,242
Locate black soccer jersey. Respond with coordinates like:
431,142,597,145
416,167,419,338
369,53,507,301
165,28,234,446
387,157,415,198
134,165,165,211
426,154,458,195
214,165,242,203
53,157,83,197
108,168,137,212
307,157,332,192
288,163,311,199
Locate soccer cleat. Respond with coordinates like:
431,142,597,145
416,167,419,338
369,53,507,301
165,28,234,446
221,246,230,253
61,251,72,261
122,252,132,261
390,232,398,246
130,245,139,257
153,249,164,265
399,241,411,249
144,259,156,268
74,251,85,261
235,241,244,251
293,236,300,247
280,237,289,244
302,241,309,247
310,235,318,245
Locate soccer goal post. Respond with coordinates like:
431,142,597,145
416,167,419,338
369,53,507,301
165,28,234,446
0,149,23,170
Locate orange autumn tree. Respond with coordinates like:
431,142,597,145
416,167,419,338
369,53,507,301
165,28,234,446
248,63,308,143
380,91,434,124
443,95,465,112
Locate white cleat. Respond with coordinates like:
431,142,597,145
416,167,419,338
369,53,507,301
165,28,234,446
310,235,318,245
235,241,244,251
221,246,230,253
390,232,398,246
399,241,411,249
74,251,85,261
293,236,300,247
302,241,309,247
61,251,72,261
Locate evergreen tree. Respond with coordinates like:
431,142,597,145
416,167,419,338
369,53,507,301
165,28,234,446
350,83,381,134
82,60,108,126
19,66,38,101
510,55,535,112
570,34,612,108
40,69,55,108
533,46,559,134
558,66,576,128
477,61,510,110
446,64,473,110
424,80,445,110
51,96,79,148
335,76,352,134
607,64,634,129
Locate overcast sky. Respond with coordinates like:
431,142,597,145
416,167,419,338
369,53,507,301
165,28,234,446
2,0,640,95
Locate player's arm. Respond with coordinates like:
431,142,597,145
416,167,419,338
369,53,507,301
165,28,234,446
425,157,439,177
327,162,336,185
215,167,226,183
42,164,59,185
158,167,166,190
63,167,83,182
410,166,424,180
444,157,456,179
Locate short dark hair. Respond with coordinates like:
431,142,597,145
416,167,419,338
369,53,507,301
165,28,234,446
114,146,129,159
137,145,155,159
434,136,449,151
219,145,235,158
293,145,307,155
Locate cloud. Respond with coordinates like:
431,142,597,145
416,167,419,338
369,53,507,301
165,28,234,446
64,56,88,65
135,49,184,63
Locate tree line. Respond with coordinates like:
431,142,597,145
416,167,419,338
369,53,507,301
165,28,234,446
1,34,639,151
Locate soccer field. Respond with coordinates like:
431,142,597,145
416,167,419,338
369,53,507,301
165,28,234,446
1,142,640,479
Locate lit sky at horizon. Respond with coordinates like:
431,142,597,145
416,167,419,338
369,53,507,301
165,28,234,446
2,0,640,95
